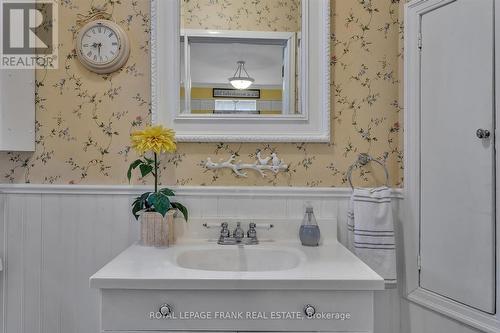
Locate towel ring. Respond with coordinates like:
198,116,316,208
347,153,390,189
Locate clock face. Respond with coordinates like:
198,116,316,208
76,20,130,74
79,23,120,65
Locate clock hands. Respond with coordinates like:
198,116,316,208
91,42,103,57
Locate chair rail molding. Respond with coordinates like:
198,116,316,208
404,0,500,332
0,184,403,198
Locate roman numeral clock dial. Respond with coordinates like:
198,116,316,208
76,20,130,74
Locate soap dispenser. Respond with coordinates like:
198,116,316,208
299,205,320,246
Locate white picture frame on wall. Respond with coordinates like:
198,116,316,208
150,0,330,142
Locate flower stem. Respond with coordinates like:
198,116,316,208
154,152,158,193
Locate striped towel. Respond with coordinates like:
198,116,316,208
347,186,396,283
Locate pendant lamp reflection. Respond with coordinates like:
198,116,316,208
228,61,255,90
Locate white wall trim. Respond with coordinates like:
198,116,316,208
408,288,500,333
0,184,404,198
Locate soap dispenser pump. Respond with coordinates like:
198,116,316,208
299,205,320,246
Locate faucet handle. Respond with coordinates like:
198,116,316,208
203,222,228,229
220,222,230,237
247,223,257,239
203,222,231,241
253,223,274,230
202,222,229,229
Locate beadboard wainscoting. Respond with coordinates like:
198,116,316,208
0,185,402,333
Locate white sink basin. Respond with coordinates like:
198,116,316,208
175,246,304,272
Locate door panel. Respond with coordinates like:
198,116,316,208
420,0,496,314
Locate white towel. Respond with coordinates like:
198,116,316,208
347,186,396,283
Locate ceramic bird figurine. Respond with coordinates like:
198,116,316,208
271,153,281,167
257,151,271,165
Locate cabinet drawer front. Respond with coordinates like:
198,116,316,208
101,290,373,332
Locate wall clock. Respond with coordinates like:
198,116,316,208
76,19,130,74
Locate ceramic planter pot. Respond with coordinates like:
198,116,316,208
139,210,175,247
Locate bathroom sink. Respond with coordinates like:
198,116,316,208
175,246,304,272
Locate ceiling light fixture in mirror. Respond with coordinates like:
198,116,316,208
229,61,254,90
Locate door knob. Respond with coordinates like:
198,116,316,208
476,129,491,139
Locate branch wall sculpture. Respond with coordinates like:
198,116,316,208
205,152,289,178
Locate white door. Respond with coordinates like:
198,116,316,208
420,0,496,314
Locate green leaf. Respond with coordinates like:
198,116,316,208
131,192,152,219
133,192,151,206
156,191,173,207
156,198,171,217
127,159,143,182
147,192,157,207
139,164,154,178
132,201,143,220
171,202,189,222
139,191,151,201
158,187,175,197
148,193,171,217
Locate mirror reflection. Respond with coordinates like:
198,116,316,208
179,0,302,117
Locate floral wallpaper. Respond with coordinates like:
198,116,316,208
0,0,404,188
181,0,301,32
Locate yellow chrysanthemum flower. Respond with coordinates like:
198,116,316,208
130,125,176,155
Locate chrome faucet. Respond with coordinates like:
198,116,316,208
203,222,273,245
233,222,245,243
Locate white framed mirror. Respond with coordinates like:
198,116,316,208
151,0,330,142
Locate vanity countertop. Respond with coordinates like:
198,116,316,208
90,240,384,291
